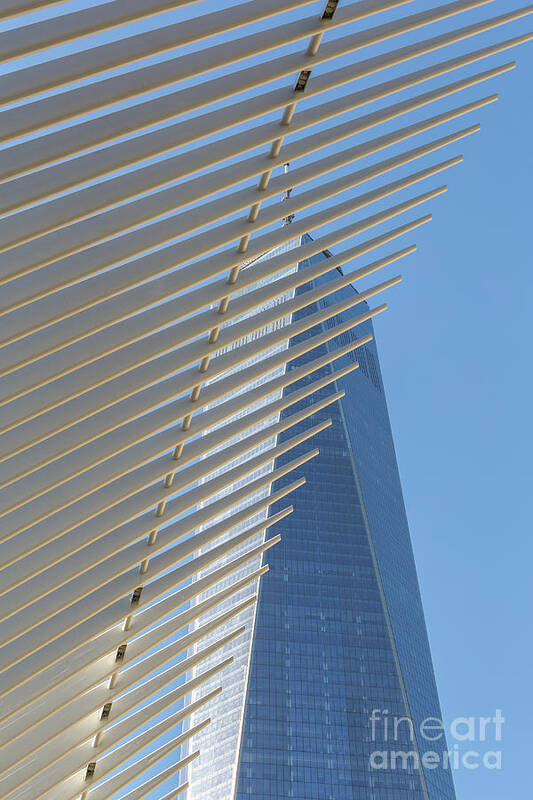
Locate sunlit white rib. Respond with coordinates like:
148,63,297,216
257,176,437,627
0,0,413,141
0,131,469,341
0,198,432,396
0,0,203,61
0,625,245,776
0,182,445,378
0,0,317,102
1,5,530,191
0,309,374,494
0,74,501,277
0,241,408,440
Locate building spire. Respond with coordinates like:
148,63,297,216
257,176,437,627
282,162,295,226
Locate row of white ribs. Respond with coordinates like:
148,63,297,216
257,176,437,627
0,0,530,798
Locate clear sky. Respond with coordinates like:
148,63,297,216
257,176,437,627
2,1,531,797
373,22,533,799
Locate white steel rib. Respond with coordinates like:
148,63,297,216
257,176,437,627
0,2,529,798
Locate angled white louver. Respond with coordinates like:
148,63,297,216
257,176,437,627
0,1,530,798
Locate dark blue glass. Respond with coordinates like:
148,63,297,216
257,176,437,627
235,238,455,800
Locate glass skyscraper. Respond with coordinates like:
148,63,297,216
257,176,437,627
186,235,455,800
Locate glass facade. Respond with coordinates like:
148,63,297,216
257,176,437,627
185,240,300,800
187,236,455,800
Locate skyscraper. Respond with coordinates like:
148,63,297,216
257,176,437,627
186,235,455,800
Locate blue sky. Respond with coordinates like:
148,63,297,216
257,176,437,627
374,30,533,798
1,1,531,797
